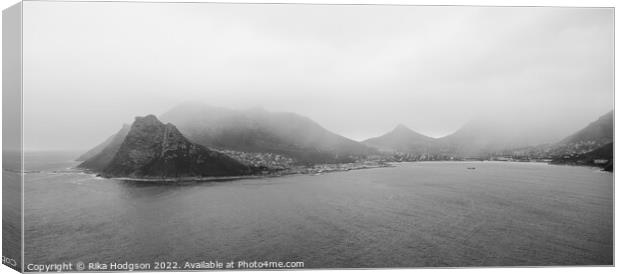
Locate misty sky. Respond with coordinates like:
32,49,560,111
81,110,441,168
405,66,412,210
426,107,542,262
22,2,613,150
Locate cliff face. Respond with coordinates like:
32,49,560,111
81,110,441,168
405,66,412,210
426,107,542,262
86,115,250,178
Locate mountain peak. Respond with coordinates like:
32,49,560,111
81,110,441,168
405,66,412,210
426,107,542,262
363,124,434,153
393,124,412,133
81,115,251,178
134,114,161,125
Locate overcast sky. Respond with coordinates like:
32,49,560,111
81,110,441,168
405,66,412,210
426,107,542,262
23,2,613,150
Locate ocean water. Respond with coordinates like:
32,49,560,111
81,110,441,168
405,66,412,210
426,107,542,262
21,152,613,269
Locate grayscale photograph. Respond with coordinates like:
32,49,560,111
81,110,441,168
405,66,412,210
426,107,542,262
3,1,613,272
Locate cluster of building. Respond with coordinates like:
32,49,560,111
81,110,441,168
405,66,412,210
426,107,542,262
216,141,610,175
283,161,393,175
384,150,559,163
385,152,458,162
216,150,295,170
216,149,395,175
550,140,608,156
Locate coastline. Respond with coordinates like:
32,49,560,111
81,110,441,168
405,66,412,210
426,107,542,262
87,161,396,183
77,159,614,183
548,161,613,172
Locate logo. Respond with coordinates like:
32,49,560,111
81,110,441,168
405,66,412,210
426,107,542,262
76,261,85,271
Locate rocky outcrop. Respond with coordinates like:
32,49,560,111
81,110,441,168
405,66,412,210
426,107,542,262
82,115,251,178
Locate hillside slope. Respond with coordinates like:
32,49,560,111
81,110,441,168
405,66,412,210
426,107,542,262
160,103,376,163
82,115,251,178
363,124,435,154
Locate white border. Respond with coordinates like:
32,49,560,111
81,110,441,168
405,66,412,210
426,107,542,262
0,1,617,274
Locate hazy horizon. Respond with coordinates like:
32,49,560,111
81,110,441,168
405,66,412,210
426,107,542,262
21,102,614,152
21,2,613,150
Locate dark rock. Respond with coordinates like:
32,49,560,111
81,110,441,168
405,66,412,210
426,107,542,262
92,115,250,178
551,142,613,172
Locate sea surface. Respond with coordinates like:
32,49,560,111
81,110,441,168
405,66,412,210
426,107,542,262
21,151,613,269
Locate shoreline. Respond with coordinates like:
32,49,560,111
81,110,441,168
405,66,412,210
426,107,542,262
69,159,613,183
92,161,396,183
108,174,278,183
548,162,612,172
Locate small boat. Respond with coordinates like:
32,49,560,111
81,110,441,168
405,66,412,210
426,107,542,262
467,167,476,170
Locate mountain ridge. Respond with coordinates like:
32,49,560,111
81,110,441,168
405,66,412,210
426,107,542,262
81,115,251,178
362,124,435,154
160,103,377,164
559,110,613,145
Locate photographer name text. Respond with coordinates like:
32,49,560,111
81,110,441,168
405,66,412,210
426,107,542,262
26,260,304,272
